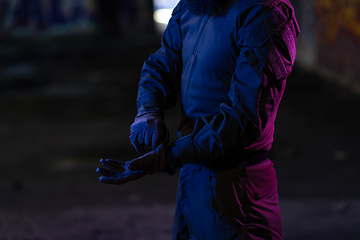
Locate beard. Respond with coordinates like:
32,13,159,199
186,0,228,16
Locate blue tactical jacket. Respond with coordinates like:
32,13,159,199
136,0,300,165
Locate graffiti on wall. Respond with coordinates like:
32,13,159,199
314,0,360,44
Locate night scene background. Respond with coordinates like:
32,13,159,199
0,0,359,239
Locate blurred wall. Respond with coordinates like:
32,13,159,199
293,0,360,93
0,0,154,37
2,0,359,92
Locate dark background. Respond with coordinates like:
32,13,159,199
0,0,360,239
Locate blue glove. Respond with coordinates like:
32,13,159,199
97,144,167,185
129,113,169,154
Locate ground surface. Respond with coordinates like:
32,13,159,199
0,35,359,240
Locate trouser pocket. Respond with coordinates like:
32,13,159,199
209,168,244,227
243,160,283,240
209,160,282,239
244,159,278,203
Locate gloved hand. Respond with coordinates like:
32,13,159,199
97,144,167,185
129,113,169,154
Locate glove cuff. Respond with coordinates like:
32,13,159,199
136,106,164,119
165,145,183,171
170,135,197,165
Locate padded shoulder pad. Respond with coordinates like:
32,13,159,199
240,1,292,47
172,1,181,15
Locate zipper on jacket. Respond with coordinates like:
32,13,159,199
192,15,211,56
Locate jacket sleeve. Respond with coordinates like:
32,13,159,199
136,2,183,118
169,2,300,165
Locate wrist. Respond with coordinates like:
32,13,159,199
136,106,164,119
171,135,197,165
165,145,183,171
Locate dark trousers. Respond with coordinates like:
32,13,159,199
173,159,283,240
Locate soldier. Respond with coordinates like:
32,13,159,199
97,0,300,239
